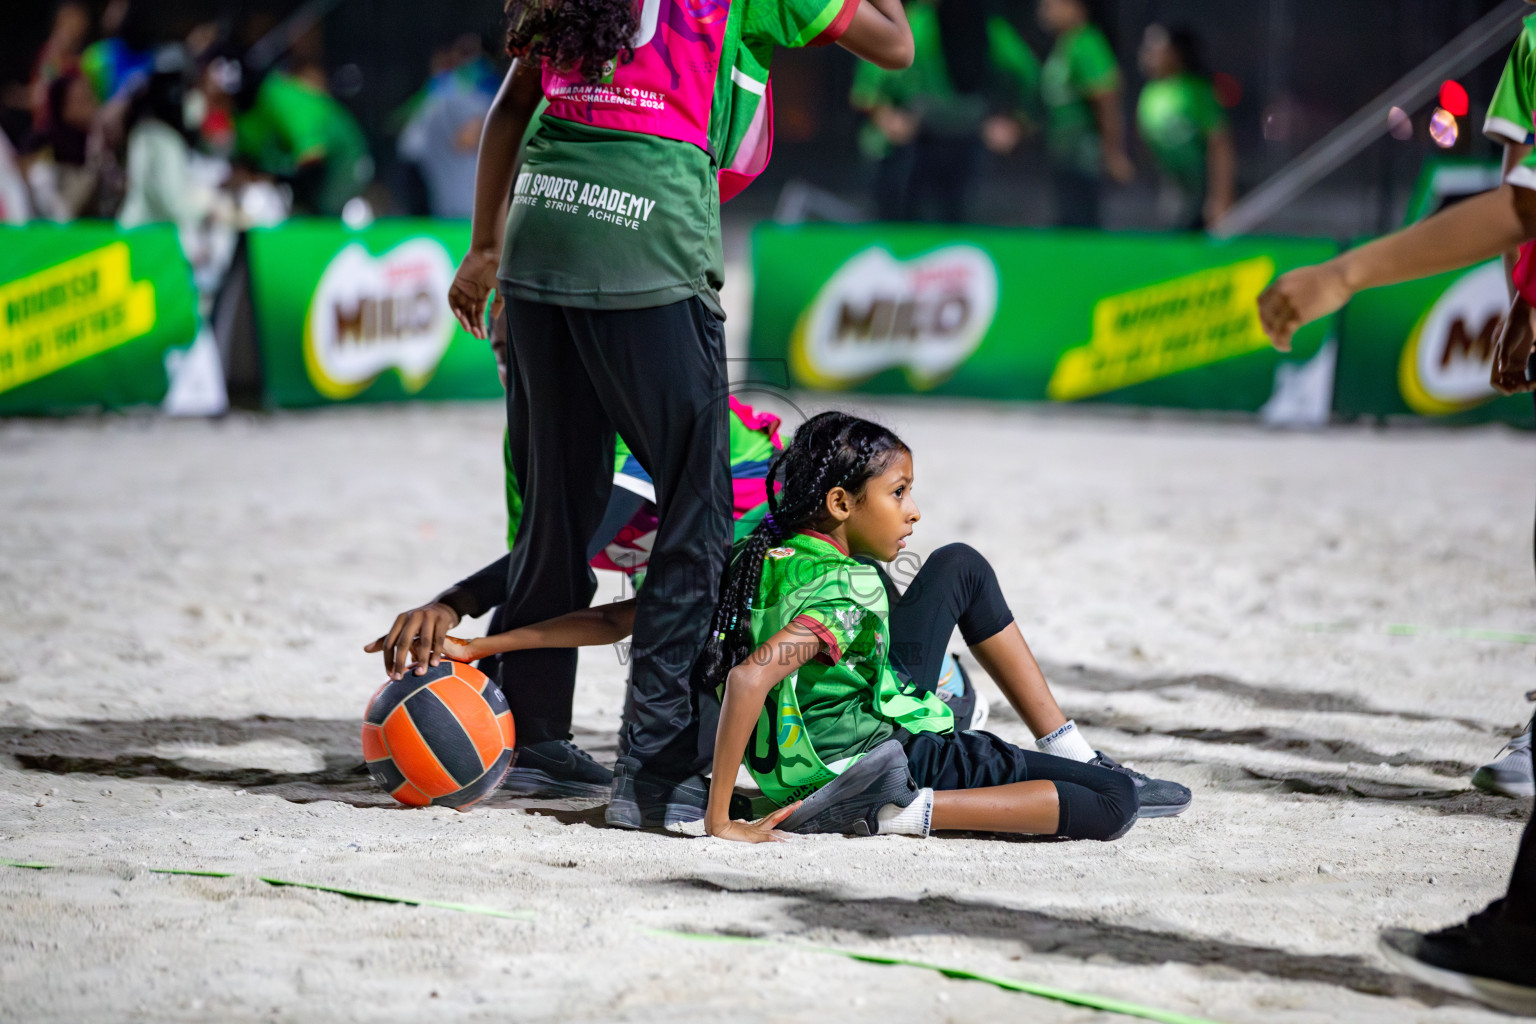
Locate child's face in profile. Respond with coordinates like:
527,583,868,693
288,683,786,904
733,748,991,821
843,450,920,562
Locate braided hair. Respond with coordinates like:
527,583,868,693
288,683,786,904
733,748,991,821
505,0,639,84
699,412,909,690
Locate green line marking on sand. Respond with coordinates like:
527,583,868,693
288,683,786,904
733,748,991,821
7,861,1218,1021
650,928,1226,1024
1298,622,1536,645
6,862,530,920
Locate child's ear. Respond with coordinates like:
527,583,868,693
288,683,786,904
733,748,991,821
824,486,852,522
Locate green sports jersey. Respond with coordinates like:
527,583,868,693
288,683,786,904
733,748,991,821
1041,24,1121,176
499,0,857,318
235,73,371,215
849,3,1039,158
742,530,952,806
1136,74,1224,194
1484,13,1536,191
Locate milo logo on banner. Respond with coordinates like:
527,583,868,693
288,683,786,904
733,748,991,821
1397,261,1505,415
1048,256,1275,401
0,241,155,395
789,245,999,390
303,240,455,400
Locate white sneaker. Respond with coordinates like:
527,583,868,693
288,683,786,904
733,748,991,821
1471,714,1534,798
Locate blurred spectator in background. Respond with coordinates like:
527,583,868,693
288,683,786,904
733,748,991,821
233,58,372,216
118,49,215,234
1136,24,1234,231
25,72,105,221
0,129,29,224
1037,0,1131,227
79,0,154,105
396,35,499,220
27,2,91,135
851,0,1037,223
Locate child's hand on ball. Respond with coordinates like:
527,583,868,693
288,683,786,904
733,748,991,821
365,601,462,679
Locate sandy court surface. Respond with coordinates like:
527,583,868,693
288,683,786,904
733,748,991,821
1,398,1533,1023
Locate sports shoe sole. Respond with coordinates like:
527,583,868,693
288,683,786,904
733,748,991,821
502,768,612,800
778,739,916,836
1470,765,1535,799
1379,930,1536,1016
1136,795,1193,819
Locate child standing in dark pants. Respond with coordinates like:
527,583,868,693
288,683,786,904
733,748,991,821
444,0,916,827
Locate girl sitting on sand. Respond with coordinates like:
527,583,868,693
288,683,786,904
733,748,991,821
437,411,1189,839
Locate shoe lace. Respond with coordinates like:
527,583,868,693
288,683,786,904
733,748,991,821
1094,751,1150,782
557,740,599,765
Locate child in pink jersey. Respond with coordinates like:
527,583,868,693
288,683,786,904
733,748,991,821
442,0,913,830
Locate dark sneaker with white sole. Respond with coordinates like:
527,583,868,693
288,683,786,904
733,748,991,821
502,740,613,799
778,739,918,836
1089,751,1191,818
1378,900,1536,1016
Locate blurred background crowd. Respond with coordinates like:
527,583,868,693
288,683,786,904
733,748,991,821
0,0,1519,256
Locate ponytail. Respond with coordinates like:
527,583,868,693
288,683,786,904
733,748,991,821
698,412,909,690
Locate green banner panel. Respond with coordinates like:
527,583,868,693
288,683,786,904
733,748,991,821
0,223,198,414
748,225,1338,411
1335,258,1534,427
246,219,502,408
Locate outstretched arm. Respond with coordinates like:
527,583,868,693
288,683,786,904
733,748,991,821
444,599,640,662
837,0,915,70
1258,183,1536,350
447,59,543,340
704,623,821,843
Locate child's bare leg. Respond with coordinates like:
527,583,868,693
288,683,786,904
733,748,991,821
930,780,1059,834
970,622,1068,738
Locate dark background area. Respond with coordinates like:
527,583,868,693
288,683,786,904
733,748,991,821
0,0,1519,239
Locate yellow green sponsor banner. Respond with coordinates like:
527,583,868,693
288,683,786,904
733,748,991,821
0,223,197,414
1334,259,1535,426
752,225,1336,412
245,220,502,408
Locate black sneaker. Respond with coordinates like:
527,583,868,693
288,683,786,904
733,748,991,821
502,740,613,799
604,758,712,829
1379,900,1536,1015
1089,751,1191,818
778,739,917,836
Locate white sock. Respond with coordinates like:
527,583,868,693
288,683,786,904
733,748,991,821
877,787,933,837
1036,720,1095,763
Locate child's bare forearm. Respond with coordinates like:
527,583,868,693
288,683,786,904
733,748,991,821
1337,184,1536,294
467,599,638,657
704,625,821,834
469,60,541,256
1503,143,1534,294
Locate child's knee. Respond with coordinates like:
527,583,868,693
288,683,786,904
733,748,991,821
1055,772,1138,841
928,542,991,580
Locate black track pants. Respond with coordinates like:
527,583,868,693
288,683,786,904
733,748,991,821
496,293,731,776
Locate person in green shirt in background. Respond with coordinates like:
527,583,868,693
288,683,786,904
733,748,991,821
1037,0,1132,228
850,0,1038,223
234,60,372,216
1135,24,1234,232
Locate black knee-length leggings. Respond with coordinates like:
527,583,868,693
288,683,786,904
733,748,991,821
873,543,1138,841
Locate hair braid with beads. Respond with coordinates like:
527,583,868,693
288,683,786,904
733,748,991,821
698,412,909,690
504,0,639,84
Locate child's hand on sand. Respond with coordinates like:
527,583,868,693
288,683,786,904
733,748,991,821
706,802,800,844
1258,262,1353,351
